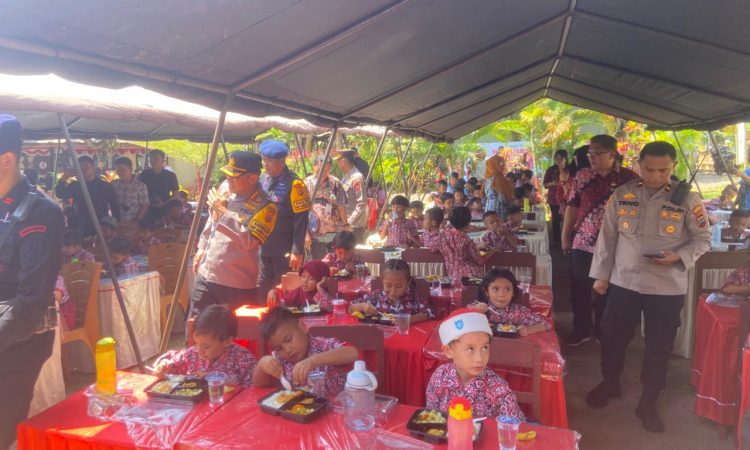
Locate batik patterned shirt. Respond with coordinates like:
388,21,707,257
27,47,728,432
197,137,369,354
281,287,333,311
481,229,516,252
321,252,370,276
384,217,418,247
420,229,440,248
279,336,349,398
114,256,139,277
153,343,257,387
567,167,638,253
112,178,149,222
429,226,483,282
722,266,750,289
426,363,524,420
352,287,432,317
486,302,551,330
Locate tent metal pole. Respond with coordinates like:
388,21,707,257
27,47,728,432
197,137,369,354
220,136,230,161
363,129,390,189
160,94,234,352
393,137,414,195
707,131,738,188
407,142,435,197
57,113,144,373
51,138,61,195
295,134,309,177
672,131,704,198
309,125,339,204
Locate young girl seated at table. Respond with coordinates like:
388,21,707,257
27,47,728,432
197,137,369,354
721,255,750,296
109,237,139,276
428,206,488,283
420,207,443,248
379,195,419,248
153,304,257,387
480,211,518,253
253,307,359,397
62,229,95,264
322,231,370,276
425,309,524,419
468,198,484,221
349,259,433,323
268,260,333,311
469,268,550,336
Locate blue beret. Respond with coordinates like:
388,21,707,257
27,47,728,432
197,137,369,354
259,140,289,159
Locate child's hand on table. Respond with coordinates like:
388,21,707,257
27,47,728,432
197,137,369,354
517,325,529,337
351,302,377,315
258,355,283,379
292,355,318,386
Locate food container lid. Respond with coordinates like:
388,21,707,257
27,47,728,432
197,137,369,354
345,360,378,390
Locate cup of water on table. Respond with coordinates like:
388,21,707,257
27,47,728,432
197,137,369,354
518,275,531,295
430,279,441,295
395,313,410,335
206,372,226,406
307,371,326,397
497,415,520,450
356,264,367,283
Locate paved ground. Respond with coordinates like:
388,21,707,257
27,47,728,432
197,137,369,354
550,245,737,450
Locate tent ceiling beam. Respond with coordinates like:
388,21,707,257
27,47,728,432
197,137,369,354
438,88,546,135
544,0,577,96
551,86,669,126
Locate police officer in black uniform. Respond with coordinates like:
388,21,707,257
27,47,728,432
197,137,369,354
258,140,310,302
0,115,64,449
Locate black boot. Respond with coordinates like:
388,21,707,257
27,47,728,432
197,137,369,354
585,380,622,409
635,388,664,433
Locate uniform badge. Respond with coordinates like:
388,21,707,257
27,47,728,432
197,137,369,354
247,203,278,244
670,212,683,220
623,192,636,200
622,221,630,230
665,224,676,234
618,208,626,217
290,179,312,213
629,209,637,217
692,205,707,228
661,211,669,219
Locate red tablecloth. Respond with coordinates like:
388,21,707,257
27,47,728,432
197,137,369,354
17,372,239,450
176,387,580,450
691,294,741,425
422,325,568,429
381,321,438,407
738,347,750,448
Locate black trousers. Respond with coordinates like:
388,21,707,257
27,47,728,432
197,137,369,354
188,274,259,319
600,284,684,391
258,255,292,304
549,204,562,244
0,331,54,449
570,249,606,335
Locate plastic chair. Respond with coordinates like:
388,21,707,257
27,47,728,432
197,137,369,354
153,227,182,243
355,249,385,276
489,337,541,421
116,222,139,241
308,325,385,393
401,248,445,278
693,251,746,299
148,242,189,332
280,272,302,293
484,252,537,285
60,261,103,377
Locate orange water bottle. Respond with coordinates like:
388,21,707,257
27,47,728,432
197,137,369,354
95,337,117,394
447,397,473,450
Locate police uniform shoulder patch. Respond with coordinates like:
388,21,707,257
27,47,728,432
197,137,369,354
247,202,278,244
623,192,637,200
290,178,311,214
692,204,707,228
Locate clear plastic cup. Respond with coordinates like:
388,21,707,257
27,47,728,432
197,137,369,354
430,280,441,295
518,275,531,295
497,415,520,450
307,371,326,397
395,313,410,335
206,372,226,406
355,264,367,283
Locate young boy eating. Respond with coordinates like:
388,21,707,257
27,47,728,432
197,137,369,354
253,307,359,397
322,231,370,275
153,304,256,386
109,237,139,276
425,309,523,419
480,211,518,252
379,195,418,247
62,229,95,263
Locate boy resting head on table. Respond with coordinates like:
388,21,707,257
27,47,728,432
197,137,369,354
349,258,433,323
426,309,524,420
153,305,257,387
253,307,359,398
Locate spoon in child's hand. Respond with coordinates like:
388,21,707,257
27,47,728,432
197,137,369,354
272,351,293,390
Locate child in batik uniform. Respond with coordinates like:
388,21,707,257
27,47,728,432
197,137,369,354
153,305,257,387
349,259,433,323
62,229,95,264
425,309,523,419
379,195,419,248
268,260,333,311
409,200,425,230
721,255,750,296
109,237,140,276
253,307,359,398
420,207,443,248
322,231,370,276
468,198,484,221
428,206,487,283
469,268,550,336
479,211,518,253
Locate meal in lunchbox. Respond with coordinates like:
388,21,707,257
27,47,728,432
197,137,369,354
497,323,517,333
149,381,174,394
415,409,447,424
173,388,202,397
261,389,304,409
289,404,315,415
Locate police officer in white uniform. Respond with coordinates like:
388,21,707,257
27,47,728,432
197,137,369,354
586,142,711,433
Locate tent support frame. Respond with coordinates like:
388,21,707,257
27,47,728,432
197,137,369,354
160,94,234,352
309,125,339,202
57,113,144,373
671,131,704,198
707,131,737,188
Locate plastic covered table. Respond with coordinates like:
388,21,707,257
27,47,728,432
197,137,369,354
691,294,742,425
176,387,580,450
18,372,238,450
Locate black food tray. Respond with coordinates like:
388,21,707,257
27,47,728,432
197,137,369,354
257,389,329,423
406,409,482,444
144,377,207,403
